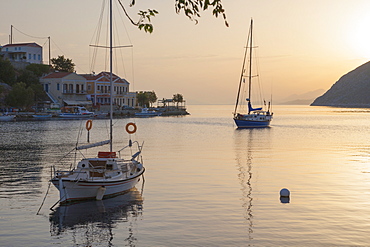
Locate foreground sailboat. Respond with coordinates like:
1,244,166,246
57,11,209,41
50,0,145,204
233,19,273,128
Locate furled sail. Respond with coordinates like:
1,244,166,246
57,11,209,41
248,101,262,112
76,140,110,150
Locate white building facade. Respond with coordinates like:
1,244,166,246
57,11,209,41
40,72,92,107
1,42,43,64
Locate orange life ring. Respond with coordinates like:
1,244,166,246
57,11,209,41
125,122,137,134
86,120,93,131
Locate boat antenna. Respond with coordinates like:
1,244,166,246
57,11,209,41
234,19,252,117
270,92,273,113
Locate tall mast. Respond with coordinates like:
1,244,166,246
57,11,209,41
233,20,252,117
248,19,253,114
109,0,113,152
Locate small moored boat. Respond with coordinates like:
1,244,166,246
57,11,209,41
135,108,161,117
59,106,95,118
50,140,145,204
0,114,15,121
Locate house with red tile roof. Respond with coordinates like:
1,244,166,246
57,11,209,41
81,72,136,108
40,71,136,109
1,42,43,65
40,72,92,107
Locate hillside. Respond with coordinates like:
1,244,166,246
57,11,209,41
277,89,325,105
311,61,370,107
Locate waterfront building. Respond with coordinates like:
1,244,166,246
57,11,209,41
40,72,92,107
82,72,136,109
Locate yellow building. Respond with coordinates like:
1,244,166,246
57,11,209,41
82,72,136,109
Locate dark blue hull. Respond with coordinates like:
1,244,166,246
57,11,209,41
234,118,271,128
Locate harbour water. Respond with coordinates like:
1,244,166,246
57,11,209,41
1,105,370,246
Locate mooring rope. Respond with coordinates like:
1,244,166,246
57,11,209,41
36,181,52,215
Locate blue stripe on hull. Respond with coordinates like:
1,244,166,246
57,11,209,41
234,118,271,128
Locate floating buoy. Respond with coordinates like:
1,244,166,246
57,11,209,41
280,188,290,203
280,188,290,197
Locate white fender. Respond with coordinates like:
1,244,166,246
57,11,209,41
96,186,106,200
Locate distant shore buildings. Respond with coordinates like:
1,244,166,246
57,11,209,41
40,71,137,109
1,41,186,113
1,41,138,110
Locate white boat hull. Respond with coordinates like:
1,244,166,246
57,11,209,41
0,115,15,121
51,169,144,204
59,113,94,118
135,112,161,116
33,114,52,118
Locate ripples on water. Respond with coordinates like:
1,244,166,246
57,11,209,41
1,105,370,246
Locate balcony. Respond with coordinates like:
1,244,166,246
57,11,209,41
63,90,87,95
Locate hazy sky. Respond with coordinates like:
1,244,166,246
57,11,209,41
1,0,370,104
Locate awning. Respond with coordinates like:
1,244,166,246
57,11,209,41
63,100,93,106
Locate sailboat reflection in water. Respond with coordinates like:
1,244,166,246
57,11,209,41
234,129,258,241
49,188,143,246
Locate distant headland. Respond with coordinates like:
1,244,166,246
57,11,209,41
311,61,370,108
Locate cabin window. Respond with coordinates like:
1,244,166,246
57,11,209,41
57,83,60,91
28,54,31,59
33,54,36,60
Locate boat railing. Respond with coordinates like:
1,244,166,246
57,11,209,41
117,140,144,160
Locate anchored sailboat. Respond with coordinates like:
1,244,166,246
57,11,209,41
233,19,273,128
50,0,145,204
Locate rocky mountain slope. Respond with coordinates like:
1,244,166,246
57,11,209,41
311,61,370,107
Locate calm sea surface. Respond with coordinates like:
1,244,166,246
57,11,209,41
1,105,370,246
